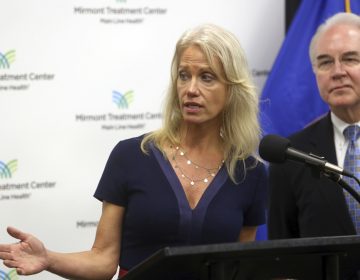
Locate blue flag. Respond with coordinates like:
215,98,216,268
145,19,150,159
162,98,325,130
260,0,360,138
256,0,360,241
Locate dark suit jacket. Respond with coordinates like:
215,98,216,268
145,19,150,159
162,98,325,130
268,112,356,239
267,113,360,279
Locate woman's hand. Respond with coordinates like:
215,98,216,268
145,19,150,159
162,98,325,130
0,226,49,275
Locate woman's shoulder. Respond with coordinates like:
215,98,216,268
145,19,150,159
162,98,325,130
243,156,263,168
111,134,147,154
230,156,267,187
239,156,266,176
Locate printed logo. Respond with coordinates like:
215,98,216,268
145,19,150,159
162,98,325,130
112,90,134,109
0,50,16,69
0,269,19,280
0,160,18,178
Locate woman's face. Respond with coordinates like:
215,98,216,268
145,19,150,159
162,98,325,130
176,45,228,127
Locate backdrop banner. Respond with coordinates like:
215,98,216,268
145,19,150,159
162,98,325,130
0,1,284,279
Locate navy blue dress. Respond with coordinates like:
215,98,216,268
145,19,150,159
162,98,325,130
94,135,268,271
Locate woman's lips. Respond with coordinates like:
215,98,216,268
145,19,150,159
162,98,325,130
184,102,202,113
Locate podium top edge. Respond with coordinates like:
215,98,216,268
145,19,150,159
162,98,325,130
161,235,360,257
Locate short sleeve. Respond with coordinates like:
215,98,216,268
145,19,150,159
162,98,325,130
93,140,132,206
243,161,269,226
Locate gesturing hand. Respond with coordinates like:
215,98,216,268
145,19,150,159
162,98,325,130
0,227,49,275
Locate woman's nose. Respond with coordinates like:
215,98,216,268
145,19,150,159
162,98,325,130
187,78,199,95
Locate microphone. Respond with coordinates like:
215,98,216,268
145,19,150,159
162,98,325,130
259,134,352,177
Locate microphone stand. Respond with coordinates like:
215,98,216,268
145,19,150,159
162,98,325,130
350,174,360,187
323,171,360,205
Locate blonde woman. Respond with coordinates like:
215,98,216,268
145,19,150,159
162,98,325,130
0,24,267,280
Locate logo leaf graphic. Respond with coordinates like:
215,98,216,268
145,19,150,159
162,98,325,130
8,269,19,280
0,268,18,280
112,90,134,109
0,159,18,178
0,50,16,68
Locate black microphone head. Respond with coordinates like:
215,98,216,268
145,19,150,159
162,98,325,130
259,134,290,163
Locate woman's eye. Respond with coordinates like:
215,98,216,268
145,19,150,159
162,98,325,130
201,73,215,82
178,71,189,81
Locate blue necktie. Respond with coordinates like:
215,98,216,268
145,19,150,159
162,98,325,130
343,125,360,234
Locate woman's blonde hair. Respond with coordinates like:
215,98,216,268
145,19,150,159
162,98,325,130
141,23,260,183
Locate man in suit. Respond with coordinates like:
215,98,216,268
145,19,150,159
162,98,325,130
268,12,360,279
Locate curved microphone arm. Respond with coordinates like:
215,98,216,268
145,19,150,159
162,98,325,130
350,174,360,187
324,172,360,205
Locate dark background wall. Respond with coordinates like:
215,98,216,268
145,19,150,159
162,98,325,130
286,0,302,32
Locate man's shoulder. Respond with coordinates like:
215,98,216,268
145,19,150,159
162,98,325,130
288,113,330,144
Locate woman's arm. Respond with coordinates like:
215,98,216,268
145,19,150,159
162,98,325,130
1,201,125,280
238,226,258,242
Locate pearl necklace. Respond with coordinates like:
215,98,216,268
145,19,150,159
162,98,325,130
171,146,224,187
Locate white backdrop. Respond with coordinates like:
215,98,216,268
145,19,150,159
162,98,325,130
0,0,284,279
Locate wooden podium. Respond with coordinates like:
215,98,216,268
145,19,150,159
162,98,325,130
121,235,360,280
